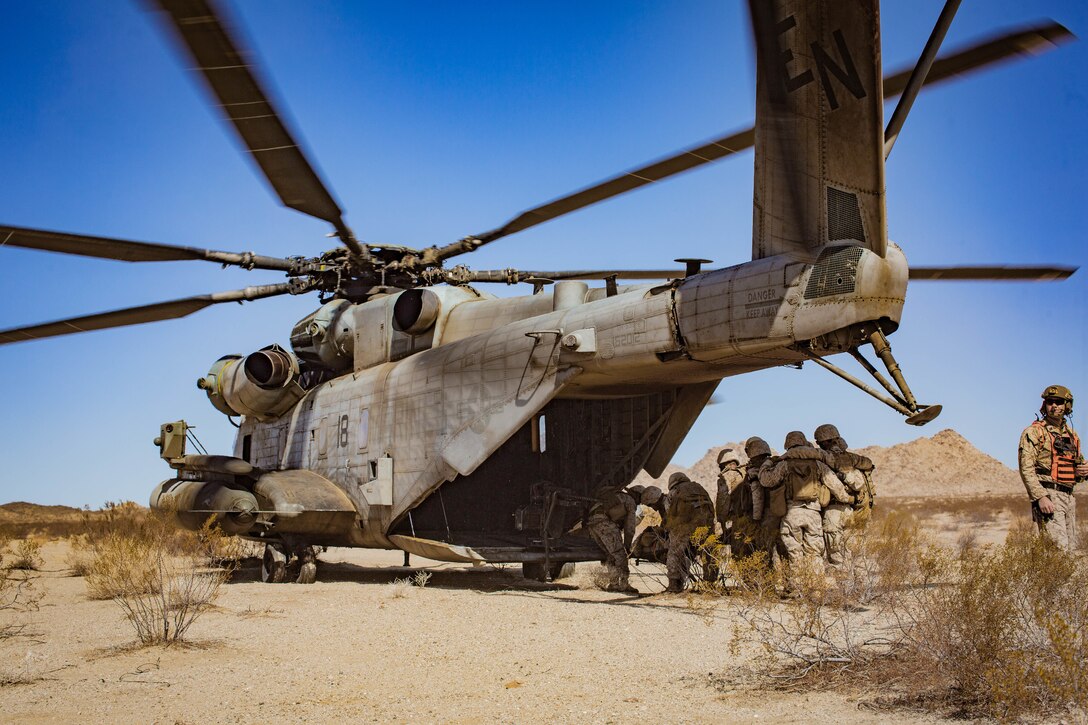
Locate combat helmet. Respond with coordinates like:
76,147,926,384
626,484,646,500
667,471,690,490
745,436,771,459
1041,385,1074,416
813,423,840,444
641,486,664,506
784,430,808,449
717,448,743,467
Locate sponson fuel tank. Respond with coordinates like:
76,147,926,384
150,470,362,546
197,344,305,421
150,480,259,535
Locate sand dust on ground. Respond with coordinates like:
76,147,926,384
0,539,958,724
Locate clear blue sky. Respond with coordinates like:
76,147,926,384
0,1,1084,507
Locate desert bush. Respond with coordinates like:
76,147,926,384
731,515,1087,720
734,514,950,681
65,535,93,577
81,506,236,644
0,537,43,640
6,538,43,571
906,523,1088,720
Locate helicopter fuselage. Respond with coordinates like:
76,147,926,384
153,242,907,562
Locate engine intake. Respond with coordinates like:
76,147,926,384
198,344,305,421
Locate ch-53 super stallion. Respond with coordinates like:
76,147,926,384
0,0,1077,584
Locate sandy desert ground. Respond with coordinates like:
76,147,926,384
0,501,1045,725
3,425,1085,723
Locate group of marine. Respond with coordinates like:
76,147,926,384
587,423,876,595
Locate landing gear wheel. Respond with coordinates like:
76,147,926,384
522,562,547,581
261,543,287,583
295,546,318,584
550,562,576,580
522,561,575,582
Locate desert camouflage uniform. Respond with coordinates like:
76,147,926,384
587,488,637,591
717,465,751,554
762,446,843,563
1019,420,1084,551
822,445,874,565
665,478,715,587
749,457,783,563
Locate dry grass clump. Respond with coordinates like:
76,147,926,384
728,514,1088,721
387,570,432,599
0,535,43,641
5,538,44,571
907,523,1087,720
77,502,238,644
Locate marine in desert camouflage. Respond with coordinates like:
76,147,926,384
1018,386,1087,551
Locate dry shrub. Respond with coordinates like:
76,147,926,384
80,503,237,644
907,523,1088,720
0,535,43,640
733,515,950,686
64,537,93,577
6,538,43,571
731,513,1087,721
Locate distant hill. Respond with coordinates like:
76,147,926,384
0,501,84,523
634,429,1023,498
856,429,1022,497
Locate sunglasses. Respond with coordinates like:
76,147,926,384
1045,398,1067,406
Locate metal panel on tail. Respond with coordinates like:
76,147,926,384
751,0,887,260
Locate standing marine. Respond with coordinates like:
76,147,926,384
586,484,638,593
760,432,848,572
744,436,780,564
1018,385,1087,551
664,471,715,593
814,423,876,565
715,448,751,554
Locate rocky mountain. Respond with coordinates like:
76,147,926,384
633,429,1022,498
855,429,1022,497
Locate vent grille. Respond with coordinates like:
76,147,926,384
804,246,863,299
827,186,866,243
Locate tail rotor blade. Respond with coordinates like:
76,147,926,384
884,0,963,159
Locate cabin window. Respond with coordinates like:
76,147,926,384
241,434,252,463
531,414,547,453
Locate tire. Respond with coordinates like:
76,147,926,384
522,562,546,581
296,561,317,584
522,561,575,582
294,545,318,584
261,544,287,583
550,562,576,580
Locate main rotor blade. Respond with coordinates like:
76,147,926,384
909,265,1076,281
149,0,364,257
0,283,294,345
0,224,297,272
467,264,1080,284
884,0,962,159
431,21,1071,263
467,269,688,283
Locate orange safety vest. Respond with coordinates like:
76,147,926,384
1030,421,1081,484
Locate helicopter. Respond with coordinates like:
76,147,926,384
0,0,1079,583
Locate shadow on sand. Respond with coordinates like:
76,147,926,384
226,556,582,594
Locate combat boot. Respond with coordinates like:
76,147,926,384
665,577,684,593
